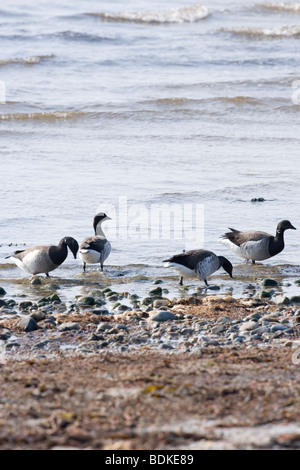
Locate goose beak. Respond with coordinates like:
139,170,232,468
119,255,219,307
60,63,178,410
291,224,297,230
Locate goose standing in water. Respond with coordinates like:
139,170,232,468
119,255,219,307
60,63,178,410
79,212,111,272
163,249,233,286
220,219,296,263
6,236,79,277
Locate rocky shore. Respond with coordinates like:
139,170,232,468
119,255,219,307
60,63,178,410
1,280,300,359
1,279,300,449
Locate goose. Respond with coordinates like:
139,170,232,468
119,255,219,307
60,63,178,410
79,212,111,272
163,249,233,286
6,236,79,277
219,219,296,263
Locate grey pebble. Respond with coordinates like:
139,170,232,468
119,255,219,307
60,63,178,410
149,311,177,322
0,329,11,340
239,320,259,332
96,323,112,333
270,323,288,332
19,317,39,332
159,343,174,350
91,308,110,315
58,322,80,332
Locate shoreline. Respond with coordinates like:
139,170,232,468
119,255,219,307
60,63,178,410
1,278,300,359
1,282,300,450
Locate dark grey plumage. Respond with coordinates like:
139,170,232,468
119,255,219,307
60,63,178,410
220,220,296,263
164,249,233,286
6,237,79,277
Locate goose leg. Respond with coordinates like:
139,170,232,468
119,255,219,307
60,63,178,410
82,262,86,272
179,276,183,285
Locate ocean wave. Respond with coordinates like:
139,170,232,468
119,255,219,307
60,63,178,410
55,30,115,43
259,2,300,12
0,110,86,121
87,4,209,24
221,25,300,38
213,96,264,105
0,54,55,67
141,96,266,107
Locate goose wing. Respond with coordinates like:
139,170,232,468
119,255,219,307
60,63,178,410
224,229,271,247
80,236,108,253
164,249,213,271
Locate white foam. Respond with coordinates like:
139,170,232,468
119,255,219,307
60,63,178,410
96,5,209,24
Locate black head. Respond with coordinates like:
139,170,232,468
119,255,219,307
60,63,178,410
93,212,111,233
64,237,79,259
276,220,296,234
218,256,233,278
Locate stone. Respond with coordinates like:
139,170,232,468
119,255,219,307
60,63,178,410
153,299,170,308
30,276,42,285
44,283,60,290
0,287,6,296
239,320,259,332
149,311,176,322
19,317,38,332
58,322,80,332
159,343,174,350
19,301,33,310
233,336,246,343
30,311,46,323
274,295,291,305
115,304,130,312
76,296,95,306
149,287,163,297
0,329,11,340
96,323,113,333
88,289,104,298
141,297,153,306
260,290,273,299
116,324,129,333
211,325,226,334
91,308,109,315
270,323,288,332
261,279,278,287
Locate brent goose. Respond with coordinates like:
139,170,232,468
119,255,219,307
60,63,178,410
79,212,111,272
6,236,79,277
163,249,233,286
220,219,296,263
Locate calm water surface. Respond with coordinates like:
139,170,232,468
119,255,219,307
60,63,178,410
1,0,300,303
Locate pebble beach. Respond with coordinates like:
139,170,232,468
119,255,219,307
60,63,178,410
1,276,300,450
1,276,300,359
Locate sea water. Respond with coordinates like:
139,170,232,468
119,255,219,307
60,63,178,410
1,0,300,302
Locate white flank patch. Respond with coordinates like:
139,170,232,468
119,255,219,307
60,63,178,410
219,238,249,260
164,262,197,279
12,249,44,274
220,237,269,261
79,249,101,264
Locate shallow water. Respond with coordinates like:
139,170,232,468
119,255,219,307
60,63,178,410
1,0,300,303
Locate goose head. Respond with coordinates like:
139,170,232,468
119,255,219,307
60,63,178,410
276,220,296,235
93,212,111,233
218,256,233,278
64,237,79,259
